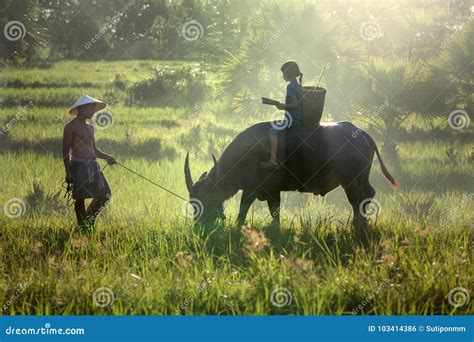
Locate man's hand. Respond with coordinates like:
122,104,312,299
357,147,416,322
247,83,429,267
65,171,74,184
106,156,117,165
275,102,286,110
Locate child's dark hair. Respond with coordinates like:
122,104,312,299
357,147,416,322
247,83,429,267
281,61,303,85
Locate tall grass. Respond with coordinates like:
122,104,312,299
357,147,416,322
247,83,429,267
0,61,472,315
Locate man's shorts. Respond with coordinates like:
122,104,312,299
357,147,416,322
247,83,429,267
70,156,111,200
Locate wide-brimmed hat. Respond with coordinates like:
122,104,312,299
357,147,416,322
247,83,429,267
69,95,106,116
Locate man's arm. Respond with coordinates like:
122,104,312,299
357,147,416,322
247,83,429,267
90,125,116,164
93,134,116,165
94,145,116,164
62,124,74,183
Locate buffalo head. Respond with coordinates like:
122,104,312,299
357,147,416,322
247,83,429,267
184,153,225,224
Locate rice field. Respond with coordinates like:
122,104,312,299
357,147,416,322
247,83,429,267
0,61,472,315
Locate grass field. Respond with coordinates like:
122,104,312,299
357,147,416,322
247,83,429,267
0,61,472,315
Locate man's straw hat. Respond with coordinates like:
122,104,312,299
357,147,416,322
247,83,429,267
69,95,106,116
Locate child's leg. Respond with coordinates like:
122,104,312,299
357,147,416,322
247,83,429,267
74,199,87,225
265,127,279,165
86,197,110,225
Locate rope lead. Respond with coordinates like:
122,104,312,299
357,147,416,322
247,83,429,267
115,162,189,202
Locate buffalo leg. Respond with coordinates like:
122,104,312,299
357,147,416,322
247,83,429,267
342,183,366,226
266,192,281,225
237,190,256,225
343,181,374,246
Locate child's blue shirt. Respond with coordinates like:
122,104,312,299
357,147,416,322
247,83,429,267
285,79,302,126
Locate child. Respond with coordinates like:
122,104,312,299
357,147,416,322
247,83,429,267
261,61,303,169
62,95,116,229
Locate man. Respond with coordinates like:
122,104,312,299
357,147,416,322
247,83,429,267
62,95,116,230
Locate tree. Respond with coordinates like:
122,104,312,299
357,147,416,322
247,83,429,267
429,17,473,115
220,1,348,118
0,0,49,66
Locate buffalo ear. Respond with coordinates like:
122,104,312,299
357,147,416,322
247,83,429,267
212,154,218,167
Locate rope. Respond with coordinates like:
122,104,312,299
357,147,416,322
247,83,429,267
63,162,188,203
115,162,189,202
62,181,74,206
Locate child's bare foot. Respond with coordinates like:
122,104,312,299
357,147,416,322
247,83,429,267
260,159,279,169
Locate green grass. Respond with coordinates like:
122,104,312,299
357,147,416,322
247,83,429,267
0,60,472,315
0,60,203,87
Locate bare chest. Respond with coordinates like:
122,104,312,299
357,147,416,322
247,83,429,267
72,124,95,148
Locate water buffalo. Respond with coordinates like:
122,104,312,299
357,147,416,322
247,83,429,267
184,121,398,226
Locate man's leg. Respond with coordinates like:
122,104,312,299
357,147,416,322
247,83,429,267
86,197,110,225
74,199,87,226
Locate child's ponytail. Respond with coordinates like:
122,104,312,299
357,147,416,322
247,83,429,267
299,72,303,86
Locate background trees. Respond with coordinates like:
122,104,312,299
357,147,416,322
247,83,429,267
1,0,472,166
